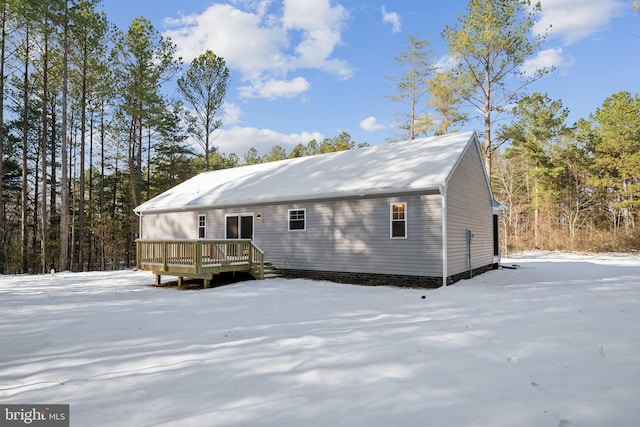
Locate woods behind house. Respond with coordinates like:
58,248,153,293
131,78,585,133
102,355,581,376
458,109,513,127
1,0,638,274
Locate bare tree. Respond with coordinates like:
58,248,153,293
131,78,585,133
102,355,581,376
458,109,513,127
386,33,435,141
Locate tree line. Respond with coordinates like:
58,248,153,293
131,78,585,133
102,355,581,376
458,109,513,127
1,0,225,273
495,91,640,253
1,0,638,274
385,0,639,253
0,0,370,274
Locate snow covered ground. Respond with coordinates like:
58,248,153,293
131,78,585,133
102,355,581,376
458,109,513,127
1,252,639,427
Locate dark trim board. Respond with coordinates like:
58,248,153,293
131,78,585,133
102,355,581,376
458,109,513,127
282,269,444,288
281,264,497,288
446,264,496,284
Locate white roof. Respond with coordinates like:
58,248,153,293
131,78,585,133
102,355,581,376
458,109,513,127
135,131,478,213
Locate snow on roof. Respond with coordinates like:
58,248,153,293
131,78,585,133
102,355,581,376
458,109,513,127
135,131,477,213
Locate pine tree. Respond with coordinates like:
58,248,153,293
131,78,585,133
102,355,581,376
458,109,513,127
111,17,180,262
589,92,640,230
443,0,550,175
177,50,230,171
426,70,468,135
500,93,570,247
0,0,10,273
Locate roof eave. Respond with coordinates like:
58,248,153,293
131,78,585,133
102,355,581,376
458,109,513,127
134,185,443,214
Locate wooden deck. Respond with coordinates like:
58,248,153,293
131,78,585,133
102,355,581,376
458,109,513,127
136,239,265,287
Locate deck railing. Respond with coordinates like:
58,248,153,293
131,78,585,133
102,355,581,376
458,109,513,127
136,239,265,281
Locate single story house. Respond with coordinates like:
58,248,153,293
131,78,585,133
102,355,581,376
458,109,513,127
134,131,503,287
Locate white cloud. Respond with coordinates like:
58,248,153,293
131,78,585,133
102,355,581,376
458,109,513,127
239,77,311,99
381,6,401,34
282,0,353,78
534,0,627,44
433,54,458,72
165,4,287,75
221,103,243,125
360,116,386,132
214,126,324,155
164,0,354,99
520,48,570,76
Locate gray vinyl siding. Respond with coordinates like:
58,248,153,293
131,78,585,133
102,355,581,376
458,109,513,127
140,211,200,239
254,195,443,277
140,194,444,277
445,142,494,277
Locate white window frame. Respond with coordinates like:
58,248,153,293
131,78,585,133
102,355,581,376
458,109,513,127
288,208,306,231
198,214,206,239
390,202,407,239
224,212,254,239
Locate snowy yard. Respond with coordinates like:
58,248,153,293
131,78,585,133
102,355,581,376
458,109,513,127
1,253,639,427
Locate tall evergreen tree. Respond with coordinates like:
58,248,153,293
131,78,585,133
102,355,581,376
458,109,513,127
443,0,549,175
149,105,197,196
0,0,10,273
177,50,230,171
70,0,107,270
60,0,71,271
589,91,640,230
36,1,53,273
17,6,32,273
111,17,180,258
549,129,595,243
500,93,570,247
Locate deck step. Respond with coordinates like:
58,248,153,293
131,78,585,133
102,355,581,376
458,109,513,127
263,261,283,279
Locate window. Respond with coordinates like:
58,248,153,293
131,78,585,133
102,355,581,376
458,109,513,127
289,209,306,231
390,202,407,238
225,214,254,240
198,214,206,239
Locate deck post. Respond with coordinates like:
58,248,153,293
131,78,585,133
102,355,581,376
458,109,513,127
162,241,168,271
178,276,184,288
204,278,210,289
136,241,141,270
195,241,202,274
155,274,161,286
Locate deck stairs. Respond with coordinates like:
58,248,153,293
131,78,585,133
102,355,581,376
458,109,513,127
263,261,283,279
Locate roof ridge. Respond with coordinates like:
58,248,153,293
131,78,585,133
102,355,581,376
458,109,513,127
135,131,476,213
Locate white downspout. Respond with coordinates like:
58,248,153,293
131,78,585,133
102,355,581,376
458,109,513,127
440,185,447,287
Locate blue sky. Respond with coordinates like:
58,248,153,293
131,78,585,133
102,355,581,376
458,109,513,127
101,0,639,156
